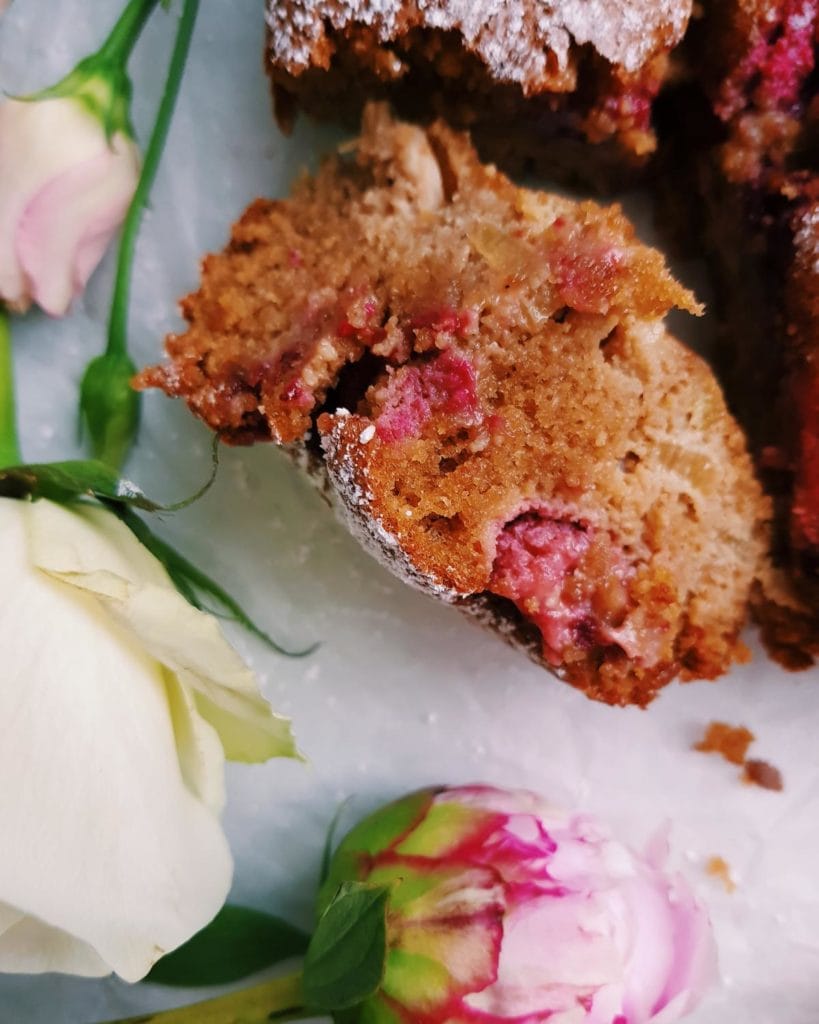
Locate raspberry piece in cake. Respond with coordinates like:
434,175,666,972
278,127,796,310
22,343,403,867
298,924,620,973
489,513,634,668
139,105,769,706
264,0,694,189
703,0,818,187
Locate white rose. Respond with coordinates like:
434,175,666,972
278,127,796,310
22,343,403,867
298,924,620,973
0,496,298,981
0,96,140,316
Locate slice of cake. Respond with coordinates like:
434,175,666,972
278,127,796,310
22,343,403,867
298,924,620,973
681,0,819,665
264,0,694,190
138,105,769,706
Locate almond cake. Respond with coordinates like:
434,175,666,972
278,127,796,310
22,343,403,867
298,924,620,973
138,106,769,707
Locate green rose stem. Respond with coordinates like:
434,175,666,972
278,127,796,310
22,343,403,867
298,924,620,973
106,972,308,1024
96,0,162,70
106,0,200,364
80,0,201,471
0,311,21,468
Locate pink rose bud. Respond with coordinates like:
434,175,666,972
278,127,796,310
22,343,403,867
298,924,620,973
322,785,717,1024
0,95,139,316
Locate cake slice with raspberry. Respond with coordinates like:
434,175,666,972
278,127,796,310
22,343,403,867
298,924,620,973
265,0,694,190
138,105,769,706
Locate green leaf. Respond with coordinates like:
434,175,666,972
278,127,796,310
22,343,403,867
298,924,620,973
303,883,390,1012
0,460,164,510
146,905,309,988
0,435,217,512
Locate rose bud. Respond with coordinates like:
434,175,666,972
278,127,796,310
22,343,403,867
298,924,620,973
321,785,717,1024
0,91,139,317
79,350,141,469
0,496,298,981
0,0,153,320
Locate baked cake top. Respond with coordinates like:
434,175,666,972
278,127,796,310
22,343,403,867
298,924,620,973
139,105,699,447
265,0,693,91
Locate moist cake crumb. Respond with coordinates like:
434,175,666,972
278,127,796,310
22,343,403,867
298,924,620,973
139,105,769,706
743,758,785,791
705,856,737,893
694,721,756,765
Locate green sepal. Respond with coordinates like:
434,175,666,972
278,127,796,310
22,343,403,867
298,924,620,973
146,904,309,988
303,882,390,1012
79,351,141,472
28,57,136,142
394,801,494,858
19,0,164,141
319,789,439,912
381,950,450,1012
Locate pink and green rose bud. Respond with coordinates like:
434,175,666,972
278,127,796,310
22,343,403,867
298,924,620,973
0,21,142,316
321,785,717,1024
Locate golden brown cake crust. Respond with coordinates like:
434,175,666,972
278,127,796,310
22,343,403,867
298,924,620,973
139,106,769,707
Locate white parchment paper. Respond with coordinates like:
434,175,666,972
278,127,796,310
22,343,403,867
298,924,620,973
0,3,818,1022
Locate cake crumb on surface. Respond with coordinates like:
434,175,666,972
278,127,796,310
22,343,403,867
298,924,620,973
694,721,755,765
694,721,783,791
705,856,736,893
743,759,784,791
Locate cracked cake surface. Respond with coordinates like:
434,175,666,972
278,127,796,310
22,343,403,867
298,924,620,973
139,105,769,707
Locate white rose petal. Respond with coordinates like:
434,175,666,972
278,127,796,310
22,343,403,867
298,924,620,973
27,499,300,764
0,497,298,981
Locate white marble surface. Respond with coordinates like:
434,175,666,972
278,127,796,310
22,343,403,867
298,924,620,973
1,3,818,1022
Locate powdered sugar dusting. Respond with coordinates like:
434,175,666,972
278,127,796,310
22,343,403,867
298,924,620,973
285,426,565,675
266,0,692,85
793,202,819,276
319,417,460,601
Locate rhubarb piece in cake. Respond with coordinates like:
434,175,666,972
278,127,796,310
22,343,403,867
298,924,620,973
683,0,819,663
138,105,769,706
264,0,693,190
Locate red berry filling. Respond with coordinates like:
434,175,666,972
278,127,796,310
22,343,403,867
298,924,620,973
716,0,817,120
490,510,636,666
375,349,480,443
